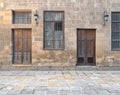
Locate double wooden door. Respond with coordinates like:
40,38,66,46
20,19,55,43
77,29,95,66
13,29,32,64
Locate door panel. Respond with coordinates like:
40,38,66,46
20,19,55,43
13,29,31,64
77,29,95,66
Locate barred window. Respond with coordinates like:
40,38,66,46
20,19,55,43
112,12,120,50
13,11,31,24
44,11,64,49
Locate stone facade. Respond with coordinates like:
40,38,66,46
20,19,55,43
0,0,120,70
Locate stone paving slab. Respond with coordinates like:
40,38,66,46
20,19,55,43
0,71,119,95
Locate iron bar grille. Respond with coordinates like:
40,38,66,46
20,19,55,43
112,12,120,50
13,11,31,24
44,11,64,49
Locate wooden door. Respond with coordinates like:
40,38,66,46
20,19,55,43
77,29,95,66
13,29,32,64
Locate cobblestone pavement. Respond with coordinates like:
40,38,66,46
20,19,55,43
0,71,120,95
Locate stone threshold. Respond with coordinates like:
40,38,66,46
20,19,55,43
12,64,32,67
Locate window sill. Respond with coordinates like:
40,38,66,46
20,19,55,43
43,48,65,51
111,49,120,51
12,23,31,24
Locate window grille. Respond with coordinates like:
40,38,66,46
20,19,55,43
13,11,31,24
112,12,120,50
44,11,64,49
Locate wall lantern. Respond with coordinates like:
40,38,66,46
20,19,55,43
104,11,109,25
34,10,39,24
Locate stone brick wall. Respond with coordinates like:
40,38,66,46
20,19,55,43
0,11,11,24
0,0,120,69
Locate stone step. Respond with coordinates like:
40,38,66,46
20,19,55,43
0,65,120,71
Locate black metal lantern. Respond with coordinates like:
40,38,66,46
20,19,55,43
104,11,109,25
34,10,39,24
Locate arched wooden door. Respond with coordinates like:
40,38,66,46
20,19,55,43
77,29,95,66
12,29,32,64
